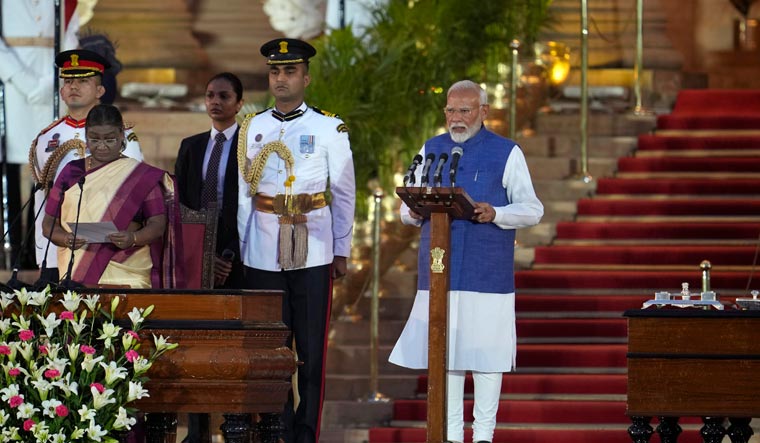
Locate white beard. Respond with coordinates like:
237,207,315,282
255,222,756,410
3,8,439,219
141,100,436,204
449,124,479,143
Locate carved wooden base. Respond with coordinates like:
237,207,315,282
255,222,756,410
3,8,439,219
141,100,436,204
257,413,282,443
628,416,653,443
727,417,754,443
656,416,682,443
219,414,252,443
146,413,178,443
701,416,726,443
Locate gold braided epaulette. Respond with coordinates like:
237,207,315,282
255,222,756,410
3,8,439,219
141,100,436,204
30,138,86,190
310,106,340,119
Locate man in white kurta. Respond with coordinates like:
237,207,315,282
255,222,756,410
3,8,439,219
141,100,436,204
389,80,543,443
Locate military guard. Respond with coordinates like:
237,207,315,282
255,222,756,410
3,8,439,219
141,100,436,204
237,38,355,443
29,49,143,284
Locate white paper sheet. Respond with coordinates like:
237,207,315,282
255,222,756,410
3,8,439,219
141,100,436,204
67,221,118,243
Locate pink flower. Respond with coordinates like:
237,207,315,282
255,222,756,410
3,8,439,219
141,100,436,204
9,395,23,408
127,330,140,340
44,368,60,379
80,345,96,355
90,382,105,393
23,418,35,431
60,311,75,320
8,368,20,377
125,350,139,362
55,404,69,417
0,345,10,355
39,344,48,354
18,330,34,341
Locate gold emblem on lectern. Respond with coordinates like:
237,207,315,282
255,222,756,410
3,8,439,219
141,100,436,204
430,247,445,274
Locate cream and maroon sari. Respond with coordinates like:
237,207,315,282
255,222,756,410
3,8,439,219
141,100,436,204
46,157,184,288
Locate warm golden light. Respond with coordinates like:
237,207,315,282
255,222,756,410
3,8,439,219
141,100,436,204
535,41,571,86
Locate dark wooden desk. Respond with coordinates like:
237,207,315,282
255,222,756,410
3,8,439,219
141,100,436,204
94,288,296,443
625,309,760,443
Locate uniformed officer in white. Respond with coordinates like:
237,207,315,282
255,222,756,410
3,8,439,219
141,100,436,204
237,38,355,443
29,49,143,285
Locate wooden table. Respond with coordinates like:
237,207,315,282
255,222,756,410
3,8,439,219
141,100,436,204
625,309,760,443
95,288,296,443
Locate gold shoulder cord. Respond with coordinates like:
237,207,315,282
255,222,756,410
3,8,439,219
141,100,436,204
29,138,86,191
237,116,295,197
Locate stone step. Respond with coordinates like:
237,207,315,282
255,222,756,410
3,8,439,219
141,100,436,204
519,134,638,159
533,179,596,201
324,374,420,402
321,400,395,431
534,113,657,136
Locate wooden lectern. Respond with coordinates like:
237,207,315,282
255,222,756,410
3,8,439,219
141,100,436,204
396,186,476,443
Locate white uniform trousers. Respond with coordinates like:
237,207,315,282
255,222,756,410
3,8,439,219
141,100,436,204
447,370,503,443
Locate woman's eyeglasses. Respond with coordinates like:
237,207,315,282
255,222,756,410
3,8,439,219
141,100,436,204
86,138,120,148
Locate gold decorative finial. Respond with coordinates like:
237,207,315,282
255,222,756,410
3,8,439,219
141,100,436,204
279,41,289,54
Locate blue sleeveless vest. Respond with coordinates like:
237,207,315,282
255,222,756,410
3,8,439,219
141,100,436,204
416,127,516,293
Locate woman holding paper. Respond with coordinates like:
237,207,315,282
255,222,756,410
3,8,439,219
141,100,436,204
41,104,183,288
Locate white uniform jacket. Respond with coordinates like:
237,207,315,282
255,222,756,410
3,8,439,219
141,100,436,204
237,102,355,271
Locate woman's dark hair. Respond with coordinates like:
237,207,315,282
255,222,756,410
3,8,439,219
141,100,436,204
85,104,124,130
207,72,244,102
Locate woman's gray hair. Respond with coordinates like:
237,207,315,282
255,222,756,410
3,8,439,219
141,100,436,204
447,80,488,105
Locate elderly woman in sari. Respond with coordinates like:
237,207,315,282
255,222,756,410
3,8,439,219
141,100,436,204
42,104,182,288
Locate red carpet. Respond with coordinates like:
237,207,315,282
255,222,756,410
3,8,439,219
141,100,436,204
617,156,760,173
555,221,760,241
637,134,760,151
656,89,760,129
595,177,760,195
533,245,759,267
369,89,759,443
576,198,760,217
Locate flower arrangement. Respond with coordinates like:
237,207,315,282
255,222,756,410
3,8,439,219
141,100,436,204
0,287,178,443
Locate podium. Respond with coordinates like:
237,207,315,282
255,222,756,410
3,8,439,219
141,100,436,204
396,186,476,443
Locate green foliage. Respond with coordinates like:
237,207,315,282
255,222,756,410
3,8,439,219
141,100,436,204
304,0,553,217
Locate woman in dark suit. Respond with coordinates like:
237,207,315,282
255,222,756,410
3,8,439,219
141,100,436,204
175,72,245,289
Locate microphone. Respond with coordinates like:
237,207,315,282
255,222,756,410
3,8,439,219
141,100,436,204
449,147,463,187
221,248,236,261
419,153,436,187
60,176,86,290
402,154,423,186
432,153,449,187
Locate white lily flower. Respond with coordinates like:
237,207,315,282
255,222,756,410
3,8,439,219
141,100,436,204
41,398,63,418
17,342,34,362
127,380,150,402
59,290,82,311
81,354,104,373
0,292,13,311
27,288,50,307
98,322,122,349
70,427,86,440
67,342,80,362
113,406,137,430
70,313,89,336
32,424,51,443
152,334,179,352
0,409,8,426
78,404,96,422
100,360,128,385
0,342,17,362
0,383,20,401
15,402,39,419
0,317,10,333
83,293,101,312
31,379,53,401
2,426,21,441
13,287,30,306
127,307,146,329
11,314,30,330
43,342,62,361
51,431,67,443
133,356,152,375
52,373,79,397
86,420,108,442
91,386,116,410
47,356,69,374
36,312,61,337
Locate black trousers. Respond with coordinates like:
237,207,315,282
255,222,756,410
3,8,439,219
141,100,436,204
243,264,332,443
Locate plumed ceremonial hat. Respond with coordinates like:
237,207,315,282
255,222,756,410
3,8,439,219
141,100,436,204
260,38,317,65
55,49,111,78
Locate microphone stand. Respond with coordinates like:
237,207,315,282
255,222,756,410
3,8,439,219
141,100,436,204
59,178,86,290
33,186,66,291
7,184,49,290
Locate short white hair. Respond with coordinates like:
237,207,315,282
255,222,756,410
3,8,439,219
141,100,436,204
447,80,488,105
